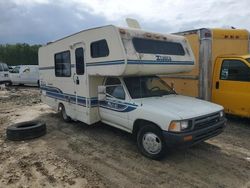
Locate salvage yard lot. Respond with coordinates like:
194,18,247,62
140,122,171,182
0,87,250,188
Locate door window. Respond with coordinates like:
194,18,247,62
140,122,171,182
105,78,125,100
75,47,84,75
220,60,250,82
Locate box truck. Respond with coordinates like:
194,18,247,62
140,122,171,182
163,28,250,118
39,25,226,159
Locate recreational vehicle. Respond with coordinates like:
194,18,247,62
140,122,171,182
39,25,226,159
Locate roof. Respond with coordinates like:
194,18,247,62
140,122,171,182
217,54,250,59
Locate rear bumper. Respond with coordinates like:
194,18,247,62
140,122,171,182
162,118,226,148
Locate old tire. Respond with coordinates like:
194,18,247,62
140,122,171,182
137,125,167,160
59,104,71,122
6,121,46,141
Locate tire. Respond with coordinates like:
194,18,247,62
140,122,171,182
59,104,71,122
137,125,167,160
5,81,12,86
6,121,46,141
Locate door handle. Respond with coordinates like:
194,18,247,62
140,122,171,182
215,81,219,89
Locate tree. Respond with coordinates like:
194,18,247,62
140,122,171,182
0,43,42,65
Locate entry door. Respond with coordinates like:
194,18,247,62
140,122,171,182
99,77,129,130
72,46,87,119
212,58,250,116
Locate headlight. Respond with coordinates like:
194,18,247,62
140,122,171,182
168,120,191,132
219,111,224,118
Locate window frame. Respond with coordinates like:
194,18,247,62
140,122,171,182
54,50,71,77
105,77,126,100
90,39,110,58
220,59,250,82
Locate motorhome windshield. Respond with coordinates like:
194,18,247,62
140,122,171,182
124,76,175,99
132,37,185,56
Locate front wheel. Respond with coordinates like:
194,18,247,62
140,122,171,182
137,125,167,160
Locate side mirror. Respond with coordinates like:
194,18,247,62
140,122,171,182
98,86,106,101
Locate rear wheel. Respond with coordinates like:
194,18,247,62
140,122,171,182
59,104,71,122
137,125,167,160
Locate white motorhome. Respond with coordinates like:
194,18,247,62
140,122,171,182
39,25,226,159
9,65,39,86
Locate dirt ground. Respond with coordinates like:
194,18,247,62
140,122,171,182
0,86,250,188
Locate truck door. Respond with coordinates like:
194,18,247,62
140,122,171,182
212,58,250,117
99,77,129,129
72,45,87,119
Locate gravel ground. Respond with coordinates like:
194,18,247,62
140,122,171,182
0,86,249,188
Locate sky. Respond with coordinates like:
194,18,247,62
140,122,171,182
0,0,249,44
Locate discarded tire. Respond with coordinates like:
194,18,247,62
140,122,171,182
6,121,46,141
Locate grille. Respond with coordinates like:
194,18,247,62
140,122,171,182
193,112,220,130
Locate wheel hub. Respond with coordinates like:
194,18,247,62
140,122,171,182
142,133,162,154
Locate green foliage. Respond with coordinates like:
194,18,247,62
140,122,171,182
0,43,42,66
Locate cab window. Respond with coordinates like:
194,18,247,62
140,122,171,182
220,60,250,82
105,77,125,100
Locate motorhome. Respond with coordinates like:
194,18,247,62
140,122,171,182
9,65,39,86
0,62,11,85
163,28,250,117
39,25,226,159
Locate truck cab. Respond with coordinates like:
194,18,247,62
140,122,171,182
212,55,250,117
99,75,226,159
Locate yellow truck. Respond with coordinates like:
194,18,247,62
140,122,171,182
163,28,250,117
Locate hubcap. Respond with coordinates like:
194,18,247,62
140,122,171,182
142,133,162,155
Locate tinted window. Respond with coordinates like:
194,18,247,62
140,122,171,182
91,39,109,58
54,51,71,77
124,76,175,99
132,37,185,56
75,47,84,75
105,77,121,85
220,60,250,81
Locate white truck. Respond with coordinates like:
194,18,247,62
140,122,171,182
9,65,39,86
39,25,226,159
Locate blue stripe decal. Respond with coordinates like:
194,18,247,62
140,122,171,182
86,59,194,67
99,100,137,112
40,64,75,70
41,86,138,112
86,60,125,67
127,60,194,65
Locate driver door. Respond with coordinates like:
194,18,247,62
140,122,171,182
99,77,129,129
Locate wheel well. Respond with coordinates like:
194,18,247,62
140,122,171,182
132,119,162,137
58,103,64,111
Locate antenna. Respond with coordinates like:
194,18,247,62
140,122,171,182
126,18,141,29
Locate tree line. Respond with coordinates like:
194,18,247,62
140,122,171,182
0,43,42,66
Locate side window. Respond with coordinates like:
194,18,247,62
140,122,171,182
54,51,71,77
90,39,109,58
0,64,3,72
75,47,84,75
220,60,250,81
105,78,125,100
3,64,8,71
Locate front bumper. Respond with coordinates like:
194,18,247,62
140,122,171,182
162,118,226,148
